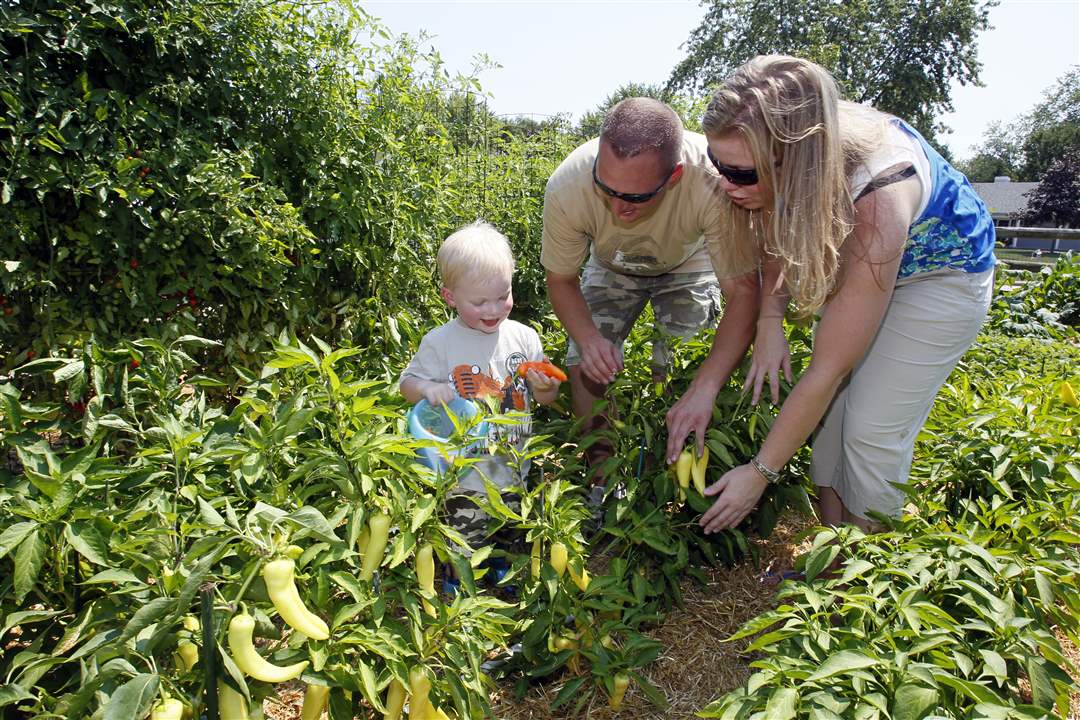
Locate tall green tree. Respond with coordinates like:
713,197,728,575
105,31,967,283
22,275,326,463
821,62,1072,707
961,67,1080,181
957,120,1022,182
1020,67,1080,179
666,0,995,143
574,82,706,140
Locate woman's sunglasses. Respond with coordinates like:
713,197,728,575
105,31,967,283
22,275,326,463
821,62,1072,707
706,146,760,186
592,157,676,204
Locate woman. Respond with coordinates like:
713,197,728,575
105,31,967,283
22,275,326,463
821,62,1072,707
666,55,995,532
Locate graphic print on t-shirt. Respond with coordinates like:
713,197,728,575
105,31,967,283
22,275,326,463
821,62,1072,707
447,356,532,447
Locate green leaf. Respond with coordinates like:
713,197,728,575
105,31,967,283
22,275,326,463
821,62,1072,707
837,559,875,584
0,609,62,639
547,676,586,710
329,571,365,603
83,569,142,585
14,529,45,603
102,673,159,720
0,91,20,112
930,669,1000,704
765,686,798,720
0,684,34,708
356,661,380,710
629,671,669,710
978,649,1008,683
804,544,840,582
806,650,879,682
0,521,38,560
287,506,339,544
36,137,63,154
891,684,938,720
119,597,174,644
198,497,226,527
53,360,85,383
409,494,436,532
52,602,97,656
64,522,109,566
173,335,222,349
1026,657,1055,709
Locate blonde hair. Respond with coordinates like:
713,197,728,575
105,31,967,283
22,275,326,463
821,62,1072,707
437,220,515,290
702,55,888,312
601,97,684,171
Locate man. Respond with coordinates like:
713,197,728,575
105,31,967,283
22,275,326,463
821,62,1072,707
541,97,762,494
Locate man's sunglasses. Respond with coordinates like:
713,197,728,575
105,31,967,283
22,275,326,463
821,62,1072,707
706,146,761,186
592,157,676,204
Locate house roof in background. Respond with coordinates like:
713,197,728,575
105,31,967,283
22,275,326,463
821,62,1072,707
971,181,1040,217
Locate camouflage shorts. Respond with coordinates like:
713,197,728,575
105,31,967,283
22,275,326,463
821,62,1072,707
565,264,722,371
445,488,522,555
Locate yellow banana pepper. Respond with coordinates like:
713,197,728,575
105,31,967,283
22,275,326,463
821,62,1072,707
360,513,392,582
262,558,330,641
227,612,308,683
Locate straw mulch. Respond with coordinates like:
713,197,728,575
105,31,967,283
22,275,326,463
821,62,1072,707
262,511,1080,719
490,511,817,720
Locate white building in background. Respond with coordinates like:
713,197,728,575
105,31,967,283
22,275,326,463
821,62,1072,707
971,176,1079,253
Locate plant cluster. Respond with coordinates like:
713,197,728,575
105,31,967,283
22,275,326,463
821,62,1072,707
701,337,1080,720
0,312,807,718
987,256,1080,339
0,0,570,370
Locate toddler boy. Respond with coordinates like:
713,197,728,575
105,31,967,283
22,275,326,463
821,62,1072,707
400,221,561,565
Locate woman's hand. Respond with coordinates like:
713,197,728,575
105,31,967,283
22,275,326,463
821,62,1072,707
746,320,793,406
665,383,718,463
699,464,768,533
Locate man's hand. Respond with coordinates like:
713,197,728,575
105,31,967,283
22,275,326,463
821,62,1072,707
423,383,457,406
665,383,718,463
746,320,793,405
578,334,623,386
699,464,768,533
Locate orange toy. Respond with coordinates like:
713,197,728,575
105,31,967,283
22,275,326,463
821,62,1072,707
517,360,568,383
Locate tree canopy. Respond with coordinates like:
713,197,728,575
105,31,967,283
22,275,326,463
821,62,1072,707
1023,151,1080,227
666,0,995,143
959,67,1080,182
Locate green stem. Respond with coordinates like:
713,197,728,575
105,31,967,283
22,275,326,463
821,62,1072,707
232,559,262,608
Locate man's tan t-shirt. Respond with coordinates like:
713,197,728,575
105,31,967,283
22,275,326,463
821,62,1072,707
541,133,758,279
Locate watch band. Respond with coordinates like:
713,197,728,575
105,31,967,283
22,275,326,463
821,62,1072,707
750,456,781,484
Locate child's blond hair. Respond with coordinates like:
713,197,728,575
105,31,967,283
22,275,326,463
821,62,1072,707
437,221,515,290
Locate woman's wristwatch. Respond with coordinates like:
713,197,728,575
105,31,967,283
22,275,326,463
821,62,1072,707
750,456,782,484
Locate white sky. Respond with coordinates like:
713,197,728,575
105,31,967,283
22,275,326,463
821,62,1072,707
361,0,1080,159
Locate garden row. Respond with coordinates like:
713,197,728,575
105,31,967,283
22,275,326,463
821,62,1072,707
0,261,1076,719
704,330,1080,719
0,312,809,718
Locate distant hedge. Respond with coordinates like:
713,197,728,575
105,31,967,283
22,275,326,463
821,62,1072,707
0,0,570,371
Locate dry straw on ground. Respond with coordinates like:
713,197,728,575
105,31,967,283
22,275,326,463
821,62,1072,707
491,513,816,720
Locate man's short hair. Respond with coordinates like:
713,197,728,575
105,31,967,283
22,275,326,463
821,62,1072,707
438,220,515,290
599,97,684,170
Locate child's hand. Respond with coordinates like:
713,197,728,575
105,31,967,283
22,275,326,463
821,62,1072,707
424,383,457,406
525,369,561,405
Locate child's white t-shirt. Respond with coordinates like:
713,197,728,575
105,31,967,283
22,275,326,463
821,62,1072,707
400,317,545,492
